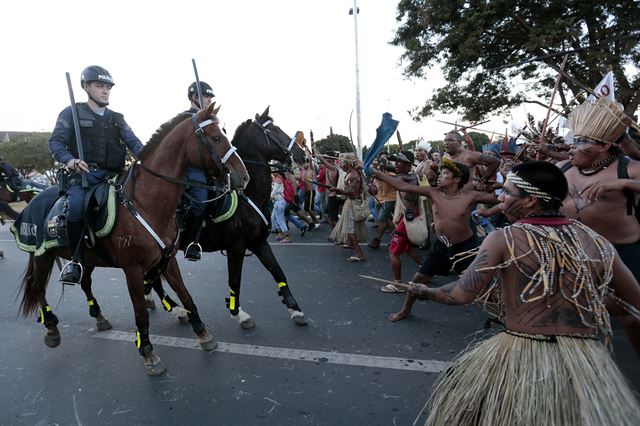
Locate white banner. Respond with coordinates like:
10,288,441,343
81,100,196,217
587,71,615,102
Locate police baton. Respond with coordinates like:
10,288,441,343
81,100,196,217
65,72,88,188
191,59,205,111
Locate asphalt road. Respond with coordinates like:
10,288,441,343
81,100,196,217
1,220,638,425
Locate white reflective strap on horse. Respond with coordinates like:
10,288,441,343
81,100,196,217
243,193,269,226
221,146,238,164
132,210,167,250
288,136,296,151
261,120,272,128
197,119,215,131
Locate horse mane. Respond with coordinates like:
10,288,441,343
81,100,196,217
138,112,193,161
231,119,252,145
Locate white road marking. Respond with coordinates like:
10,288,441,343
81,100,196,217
94,330,449,373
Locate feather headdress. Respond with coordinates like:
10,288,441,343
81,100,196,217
567,97,630,144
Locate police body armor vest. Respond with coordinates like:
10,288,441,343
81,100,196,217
69,103,127,172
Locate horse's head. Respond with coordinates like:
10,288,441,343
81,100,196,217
237,106,306,167
191,103,250,191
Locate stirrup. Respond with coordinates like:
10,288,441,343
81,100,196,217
185,242,202,261
59,260,84,285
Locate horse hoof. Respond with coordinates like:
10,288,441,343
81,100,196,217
96,314,112,331
240,318,256,329
198,333,218,351
143,353,166,376
289,310,307,326
44,330,61,348
145,298,156,310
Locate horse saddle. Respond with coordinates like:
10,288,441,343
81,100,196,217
11,181,120,256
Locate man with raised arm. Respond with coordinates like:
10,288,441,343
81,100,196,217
372,158,498,320
443,130,500,191
409,161,640,425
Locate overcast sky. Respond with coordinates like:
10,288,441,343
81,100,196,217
1,0,542,150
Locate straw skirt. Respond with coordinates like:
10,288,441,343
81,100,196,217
426,331,640,426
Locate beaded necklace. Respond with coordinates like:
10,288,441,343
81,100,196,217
577,154,618,176
474,219,616,341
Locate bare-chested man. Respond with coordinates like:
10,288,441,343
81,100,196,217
330,153,366,261
558,98,640,352
443,131,500,191
302,151,319,226
314,147,340,229
414,140,437,186
372,158,498,320
408,161,640,425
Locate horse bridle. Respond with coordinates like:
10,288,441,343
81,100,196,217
249,118,296,167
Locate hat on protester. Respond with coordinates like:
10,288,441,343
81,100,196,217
567,97,631,144
389,150,415,165
416,139,431,152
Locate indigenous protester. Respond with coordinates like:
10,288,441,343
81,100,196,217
301,150,320,227
443,131,500,191
48,65,143,284
373,151,424,291
329,153,368,262
182,80,216,260
558,97,640,352
431,151,441,163
313,146,341,230
372,158,498,320
409,161,640,425
414,140,437,186
368,154,396,249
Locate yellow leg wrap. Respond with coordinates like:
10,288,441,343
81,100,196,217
38,305,52,323
229,296,236,311
161,298,172,312
278,282,287,288
135,331,141,349
87,299,95,306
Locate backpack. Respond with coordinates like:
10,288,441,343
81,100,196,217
282,178,295,204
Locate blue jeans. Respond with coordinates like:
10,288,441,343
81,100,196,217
286,213,306,230
368,196,379,222
271,198,288,233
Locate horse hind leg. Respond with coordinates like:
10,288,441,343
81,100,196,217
19,253,62,347
161,259,217,350
226,248,256,330
252,242,306,325
79,266,112,331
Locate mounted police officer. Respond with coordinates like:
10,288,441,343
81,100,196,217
48,65,143,284
181,81,215,261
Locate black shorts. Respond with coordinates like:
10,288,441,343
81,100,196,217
304,190,316,212
418,236,480,277
326,196,340,221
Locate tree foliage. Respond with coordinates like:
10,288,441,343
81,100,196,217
392,0,640,121
0,133,54,177
314,134,354,154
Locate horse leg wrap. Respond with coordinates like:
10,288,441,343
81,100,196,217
37,305,58,328
277,283,300,310
226,290,239,316
188,311,206,335
161,295,179,312
135,330,153,357
143,275,158,296
87,298,101,318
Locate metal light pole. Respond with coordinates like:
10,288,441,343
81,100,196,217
349,1,362,160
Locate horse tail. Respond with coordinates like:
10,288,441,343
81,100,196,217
17,253,53,317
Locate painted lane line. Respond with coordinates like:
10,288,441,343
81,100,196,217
94,330,450,373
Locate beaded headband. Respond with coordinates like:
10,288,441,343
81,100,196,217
506,172,554,202
439,157,461,177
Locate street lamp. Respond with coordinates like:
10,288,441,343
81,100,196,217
349,1,362,160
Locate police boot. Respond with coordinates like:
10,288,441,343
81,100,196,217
184,212,205,261
60,221,84,285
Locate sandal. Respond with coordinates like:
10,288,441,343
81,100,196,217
381,283,405,293
347,256,366,262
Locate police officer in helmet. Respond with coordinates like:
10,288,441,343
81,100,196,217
182,81,215,261
48,65,143,284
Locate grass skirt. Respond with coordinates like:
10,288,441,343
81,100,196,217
426,331,640,426
329,198,368,244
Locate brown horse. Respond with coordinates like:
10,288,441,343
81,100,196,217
15,103,249,376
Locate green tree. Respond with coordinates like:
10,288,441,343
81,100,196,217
0,132,55,178
314,134,353,154
467,131,489,151
392,1,640,121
